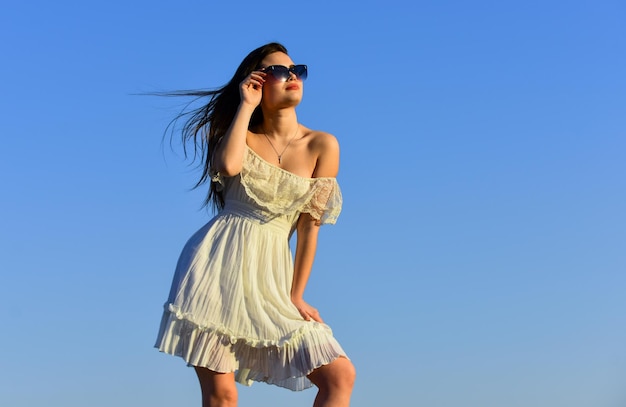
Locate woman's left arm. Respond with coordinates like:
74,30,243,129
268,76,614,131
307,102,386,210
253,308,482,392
291,133,340,323
291,214,323,322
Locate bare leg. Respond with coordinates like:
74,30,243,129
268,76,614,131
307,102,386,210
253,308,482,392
307,357,356,407
194,367,238,407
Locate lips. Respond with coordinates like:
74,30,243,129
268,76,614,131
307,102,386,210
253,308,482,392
286,84,300,90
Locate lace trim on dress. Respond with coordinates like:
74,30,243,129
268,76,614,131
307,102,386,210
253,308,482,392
238,147,342,225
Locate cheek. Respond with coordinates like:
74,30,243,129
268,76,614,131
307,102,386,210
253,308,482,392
260,85,279,103
262,82,282,97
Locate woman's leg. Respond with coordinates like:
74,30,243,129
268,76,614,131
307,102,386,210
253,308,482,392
307,357,356,407
194,367,238,407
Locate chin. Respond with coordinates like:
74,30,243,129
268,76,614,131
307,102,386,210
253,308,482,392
280,97,302,108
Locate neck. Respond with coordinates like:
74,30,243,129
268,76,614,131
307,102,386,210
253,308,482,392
261,109,299,140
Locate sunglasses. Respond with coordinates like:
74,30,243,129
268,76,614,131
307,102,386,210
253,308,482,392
261,64,308,82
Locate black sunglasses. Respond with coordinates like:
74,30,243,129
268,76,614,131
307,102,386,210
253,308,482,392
261,64,308,82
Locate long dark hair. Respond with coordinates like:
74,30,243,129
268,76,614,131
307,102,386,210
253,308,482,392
163,42,289,211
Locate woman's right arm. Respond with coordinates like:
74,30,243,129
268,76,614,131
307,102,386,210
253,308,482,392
213,71,265,176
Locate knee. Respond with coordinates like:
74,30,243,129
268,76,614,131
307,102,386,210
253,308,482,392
194,368,238,407
339,359,356,390
206,387,238,407
310,357,356,393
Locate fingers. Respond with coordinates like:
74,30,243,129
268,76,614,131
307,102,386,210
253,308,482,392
310,310,324,324
241,71,266,90
299,307,324,324
239,71,266,107
292,298,324,323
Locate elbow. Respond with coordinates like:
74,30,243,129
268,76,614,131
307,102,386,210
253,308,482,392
214,155,242,177
218,163,242,177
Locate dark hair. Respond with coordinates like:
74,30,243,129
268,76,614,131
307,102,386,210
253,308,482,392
164,42,289,211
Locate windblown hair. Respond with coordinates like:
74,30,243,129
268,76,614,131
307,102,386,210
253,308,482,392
163,42,289,211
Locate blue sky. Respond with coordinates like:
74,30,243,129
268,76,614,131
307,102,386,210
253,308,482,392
1,1,625,406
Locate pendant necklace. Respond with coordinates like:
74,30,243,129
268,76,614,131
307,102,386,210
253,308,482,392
263,125,299,164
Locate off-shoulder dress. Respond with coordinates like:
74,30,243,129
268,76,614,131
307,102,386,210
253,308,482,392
155,145,347,391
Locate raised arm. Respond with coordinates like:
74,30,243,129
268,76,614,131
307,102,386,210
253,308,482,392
213,71,266,176
291,134,340,322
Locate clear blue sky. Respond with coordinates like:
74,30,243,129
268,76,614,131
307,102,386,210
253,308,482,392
1,1,625,406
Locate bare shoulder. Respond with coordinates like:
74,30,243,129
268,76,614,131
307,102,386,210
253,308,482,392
300,127,340,177
300,127,339,154
310,129,339,148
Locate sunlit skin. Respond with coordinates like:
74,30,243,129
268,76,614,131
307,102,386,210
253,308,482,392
197,51,356,407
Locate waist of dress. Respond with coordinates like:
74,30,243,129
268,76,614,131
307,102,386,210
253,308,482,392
221,200,293,233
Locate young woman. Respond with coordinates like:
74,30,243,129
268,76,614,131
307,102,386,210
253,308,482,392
154,43,355,407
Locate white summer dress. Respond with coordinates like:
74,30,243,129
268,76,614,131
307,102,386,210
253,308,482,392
155,145,347,391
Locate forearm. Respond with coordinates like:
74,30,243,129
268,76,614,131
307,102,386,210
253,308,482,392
214,103,256,176
291,213,321,300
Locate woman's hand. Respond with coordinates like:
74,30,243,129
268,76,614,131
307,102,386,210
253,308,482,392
291,296,324,323
239,71,265,108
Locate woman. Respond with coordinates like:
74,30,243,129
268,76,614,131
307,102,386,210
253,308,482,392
155,42,356,407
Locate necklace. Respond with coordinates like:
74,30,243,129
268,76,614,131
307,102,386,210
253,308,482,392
262,125,299,164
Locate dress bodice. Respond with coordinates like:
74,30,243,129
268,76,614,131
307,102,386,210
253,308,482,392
213,146,342,228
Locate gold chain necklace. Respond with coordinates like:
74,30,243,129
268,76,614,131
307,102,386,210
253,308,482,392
262,125,299,164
